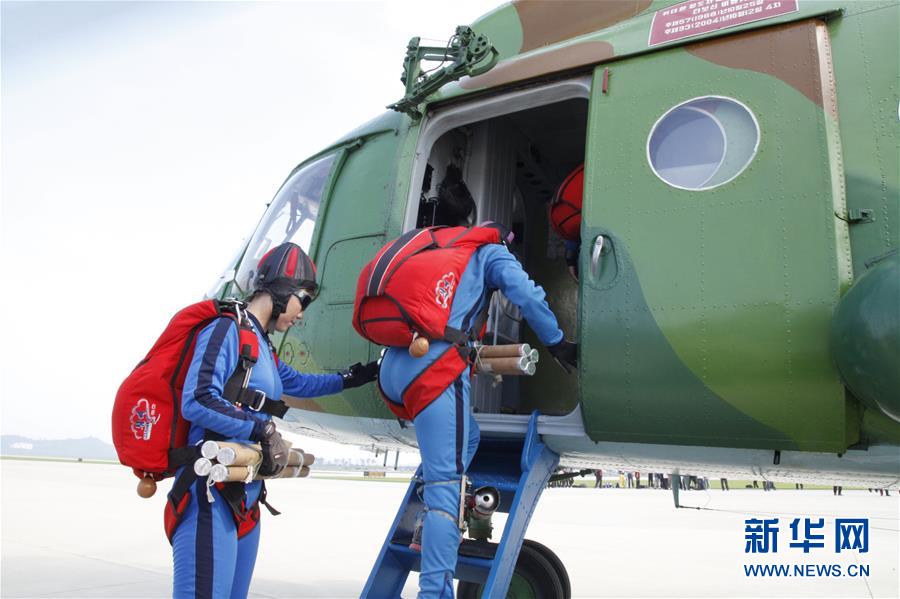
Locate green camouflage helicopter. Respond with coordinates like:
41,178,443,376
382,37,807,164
207,0,898,593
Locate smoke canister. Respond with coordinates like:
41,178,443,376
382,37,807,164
217,443,261,467
208,463,229,483
200,440,220,460
478,344,531,359
193,457,213,477
287,449,305,467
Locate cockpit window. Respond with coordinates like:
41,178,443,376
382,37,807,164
234,153,336,294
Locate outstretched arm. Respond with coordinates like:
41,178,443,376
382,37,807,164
278,360,344,398
482,244,564,347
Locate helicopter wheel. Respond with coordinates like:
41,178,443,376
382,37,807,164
457,540,569,599
521,539,571,599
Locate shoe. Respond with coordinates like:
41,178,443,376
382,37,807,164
409,511,424,552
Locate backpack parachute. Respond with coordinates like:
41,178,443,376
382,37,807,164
353,226,502,347
549,163,584,241
111,300,259,481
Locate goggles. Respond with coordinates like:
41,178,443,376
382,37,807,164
292,289,315,310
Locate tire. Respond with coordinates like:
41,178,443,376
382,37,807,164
457,542,566,598
522,539,571,599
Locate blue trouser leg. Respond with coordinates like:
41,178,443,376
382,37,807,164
230,519,260,599
172,481,261,599
414,375,480,599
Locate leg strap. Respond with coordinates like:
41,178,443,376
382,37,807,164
424,479,462,487
423,477,467,531
427,508,462,527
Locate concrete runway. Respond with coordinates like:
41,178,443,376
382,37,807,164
2,460,897,598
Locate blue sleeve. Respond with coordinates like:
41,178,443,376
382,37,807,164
278,361,344,397
482,245,564,346
181,319,265,441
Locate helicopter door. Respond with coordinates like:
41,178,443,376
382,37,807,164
579,20,852,452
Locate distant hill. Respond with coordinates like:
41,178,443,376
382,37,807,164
1,435,117,461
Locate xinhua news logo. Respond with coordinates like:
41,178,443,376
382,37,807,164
742,517,871,578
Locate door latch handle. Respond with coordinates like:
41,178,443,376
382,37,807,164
591,235,605,277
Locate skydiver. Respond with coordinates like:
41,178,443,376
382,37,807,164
168,243,377,599
378,165,578,599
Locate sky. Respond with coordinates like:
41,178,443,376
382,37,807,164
1,0,497,461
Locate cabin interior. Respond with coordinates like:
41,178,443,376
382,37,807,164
414,97,588,416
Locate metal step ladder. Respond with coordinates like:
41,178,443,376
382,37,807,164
361,412,560,598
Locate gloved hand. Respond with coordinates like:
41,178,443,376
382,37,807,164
258,420,289,477
341,360,379,389
547,339,578,374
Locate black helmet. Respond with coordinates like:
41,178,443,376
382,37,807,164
253,242,317,319
435,164,476,226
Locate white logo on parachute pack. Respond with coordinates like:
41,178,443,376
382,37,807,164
435,272,456,309
130,398,160,441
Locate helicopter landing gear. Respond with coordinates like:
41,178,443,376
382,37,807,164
457,539,571,599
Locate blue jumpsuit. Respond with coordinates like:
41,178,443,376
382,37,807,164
172,313,343,599
379,244,563,599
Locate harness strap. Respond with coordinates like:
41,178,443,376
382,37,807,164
258,480,281,516
168,467,198,510
398,345,469,420
428,509,461,527
216,482,248,518
468,289,496,342
220,311,290,418
442,326,470,346
166,445,201,472
424,479,463,486
377,377,412,421
164,464,200,543
423,478,467,531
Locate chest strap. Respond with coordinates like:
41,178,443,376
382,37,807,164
221,309,289,418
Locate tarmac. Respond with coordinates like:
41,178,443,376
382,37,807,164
1,459,897,598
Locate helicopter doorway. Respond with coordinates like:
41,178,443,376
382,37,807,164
409,81,589,416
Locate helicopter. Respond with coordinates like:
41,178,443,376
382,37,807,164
204,1,899,595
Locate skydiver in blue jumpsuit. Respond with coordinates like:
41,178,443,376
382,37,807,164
379,168,578,599
170,243,378,599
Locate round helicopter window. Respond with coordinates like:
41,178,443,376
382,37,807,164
647,97,759,191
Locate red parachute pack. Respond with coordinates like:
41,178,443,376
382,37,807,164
111,300,259,481
353,226,502,347
549,163,584,241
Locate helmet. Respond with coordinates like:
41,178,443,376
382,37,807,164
550,163,583,241
435,164,476,226
253,242,317,318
